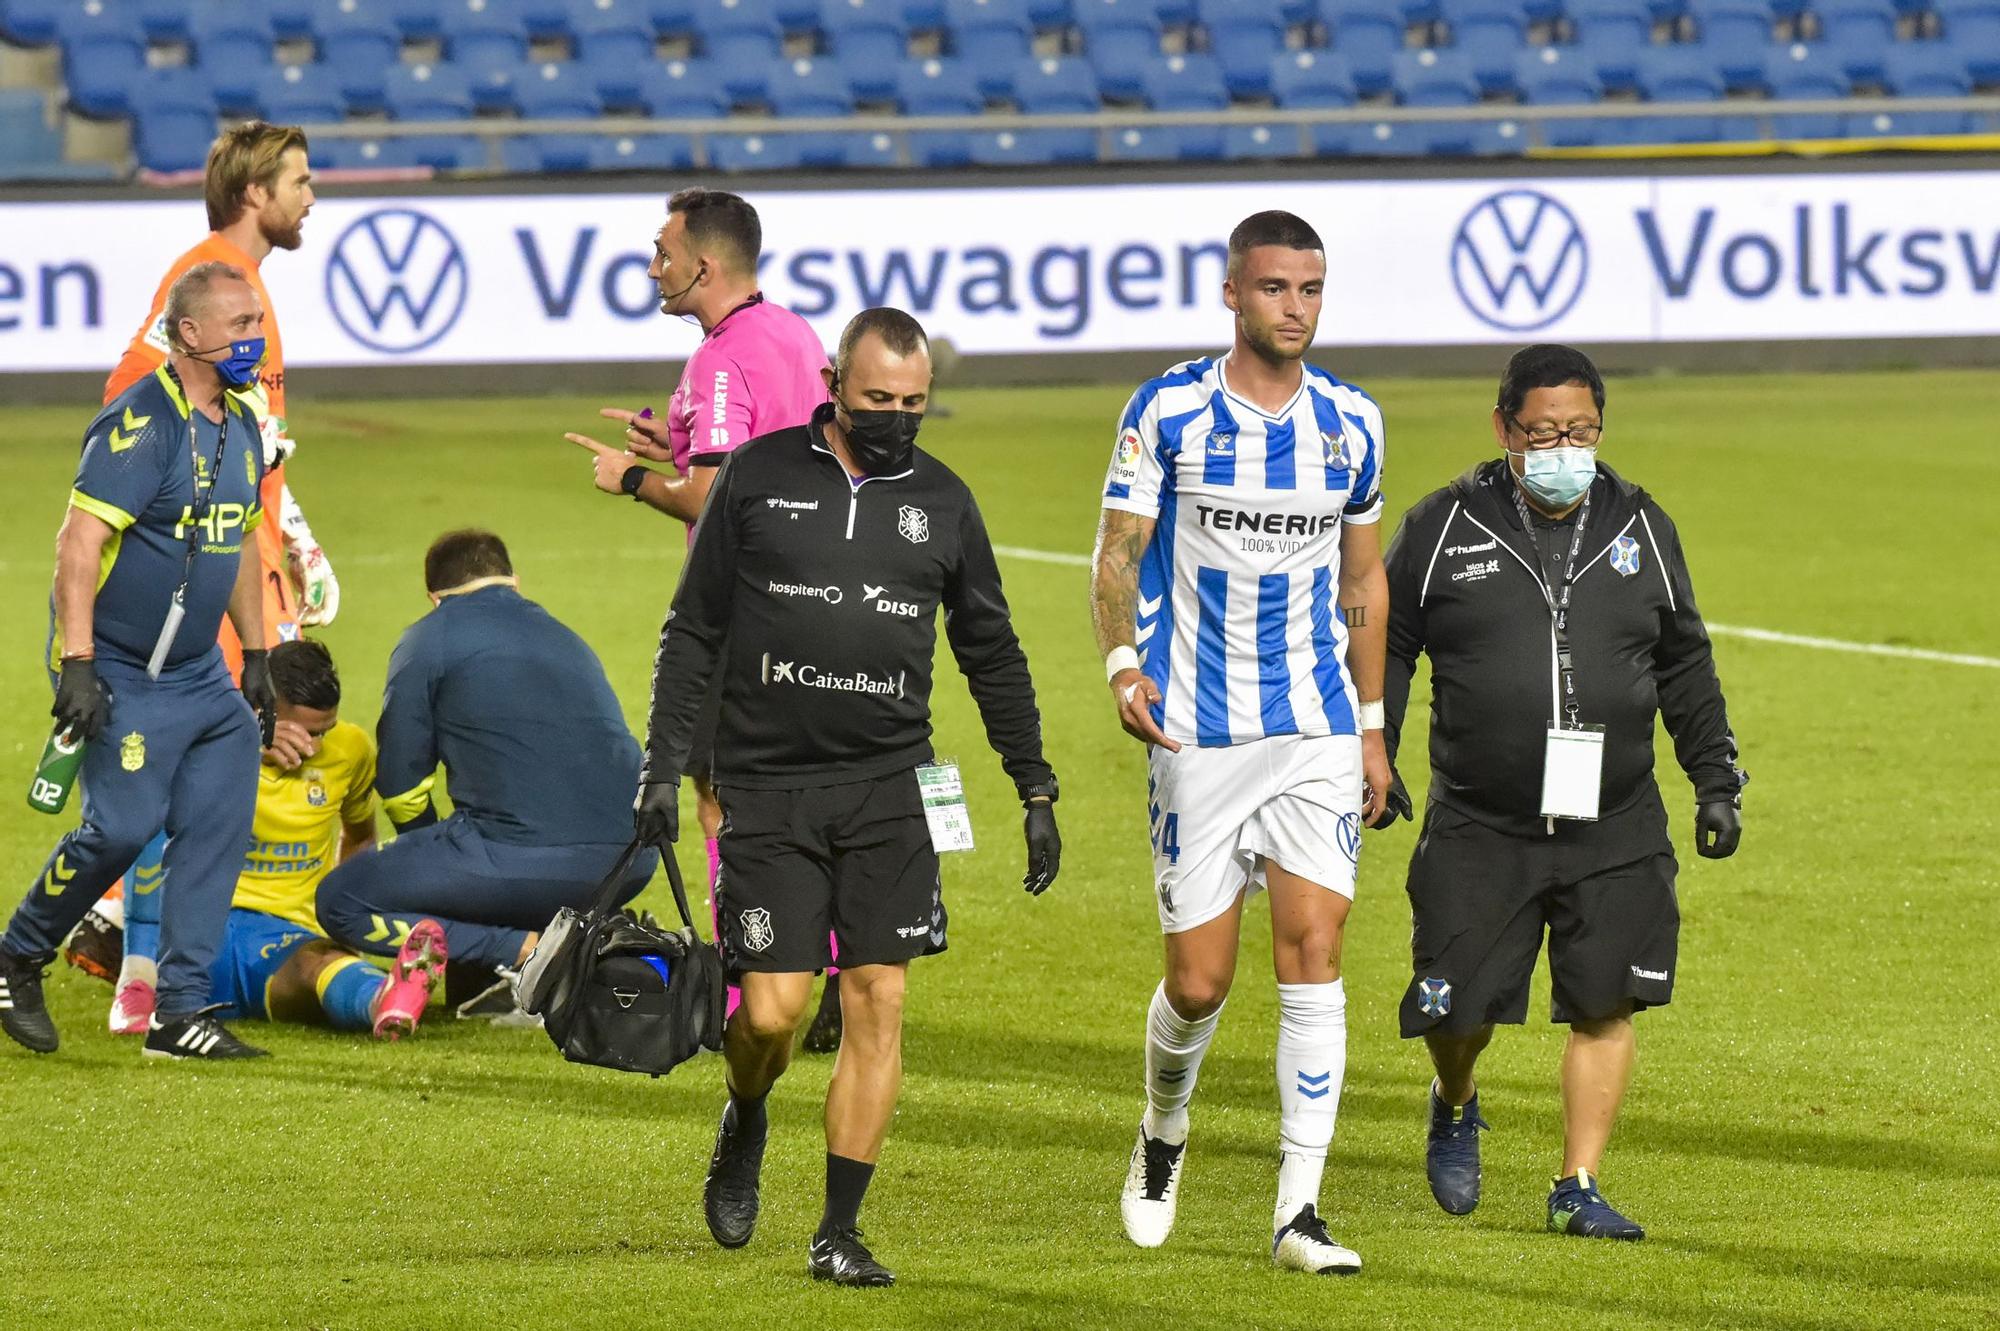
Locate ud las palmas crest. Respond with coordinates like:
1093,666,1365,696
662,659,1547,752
120,732,146,772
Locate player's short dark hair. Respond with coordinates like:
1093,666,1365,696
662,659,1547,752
424,529,513,593
836,307,929,379
1496,344,1606,418
668,188,762,274
1227,210,1324,274
270,639,340,711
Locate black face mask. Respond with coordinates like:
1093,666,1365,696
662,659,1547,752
836,389,922,476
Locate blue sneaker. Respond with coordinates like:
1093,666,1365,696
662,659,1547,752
1547,1169,1645,1240
1425,1085,1488,1215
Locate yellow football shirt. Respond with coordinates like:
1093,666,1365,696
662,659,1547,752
234,719,378,932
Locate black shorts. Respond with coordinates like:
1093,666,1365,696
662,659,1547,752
713,771,944,974
686,669,723,784
1398,797,1679,1037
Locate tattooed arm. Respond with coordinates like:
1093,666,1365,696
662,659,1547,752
1090,506,1177,750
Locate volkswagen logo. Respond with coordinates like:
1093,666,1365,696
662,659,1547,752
1450,189,1588,333
325,208,469,353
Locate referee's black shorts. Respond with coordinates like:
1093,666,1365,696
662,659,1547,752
713,770,944,975
1398,794,1679,1038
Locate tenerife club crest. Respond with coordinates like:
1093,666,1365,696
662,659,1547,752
1610,533,1643,577
1418,977,1453,1017
1323,429,1351,472
739,907,775,953
897,505,929,544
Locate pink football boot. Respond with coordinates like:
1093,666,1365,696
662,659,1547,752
371,920,447,1041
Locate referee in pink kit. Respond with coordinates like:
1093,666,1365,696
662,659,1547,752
565,188,840,1046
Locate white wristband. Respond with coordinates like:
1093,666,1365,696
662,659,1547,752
1104,645,1141,683
1357,699,1385,731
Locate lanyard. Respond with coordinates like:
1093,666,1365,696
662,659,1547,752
171,370,234,606
1512,487,1591,729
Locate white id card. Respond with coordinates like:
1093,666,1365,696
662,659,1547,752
1539,725,1606,821
917,760,975,853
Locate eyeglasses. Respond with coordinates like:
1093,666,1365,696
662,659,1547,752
1508,417,1602,449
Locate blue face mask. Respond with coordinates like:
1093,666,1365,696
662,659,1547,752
193,337,267,388
1515,445,1596,509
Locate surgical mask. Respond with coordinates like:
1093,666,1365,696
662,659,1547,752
191,337,267,388
1514,444,1596,509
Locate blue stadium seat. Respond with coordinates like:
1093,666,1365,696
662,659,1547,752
256,62,347,123
646,0,700,38
1100,124,1224,160
1316,0,1403,96
1223,121,1306,158
61,22,146,119
708,131,806,170
813,130,903,165
313,135,417,169
379,0,449,41
768,55,857,113
1436,0,1530,36
1765,40,1848,135
384,62,477,119
1075,0,1163,100
589,131,700,168
137,0,197,44
898,56,983,110
570,0,659,64
1010,53,1101,110
1882,35,1973,93
263,0,316,42
967,126,1097,163
456,49,535,112
949,0,1036,98
521,0,574,40
1451,17,1526,95
1935,0,2000,82
319,4,403,114
191,6,278,117
820,0,910,98
0,0,66,46
908,126,979,167
1028,0,1080,20
1270,48,1358,105
503,132,599,172
1139,51,1229,106
1195,0,1285,97
1632,42,1742,141
641,57,730,114
1816,0,1896,83
690,0,783,68
591,51,658,109
1684,0,1774,49
1692,31,1773,90
403,133,492,169
131,70,217,172
1393,46,1480,100
516,59,607,115
1515,44,1610,146
441,0,533,64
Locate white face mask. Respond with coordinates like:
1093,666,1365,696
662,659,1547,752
1513,445,1596,508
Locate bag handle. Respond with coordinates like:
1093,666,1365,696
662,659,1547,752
586,835,700,937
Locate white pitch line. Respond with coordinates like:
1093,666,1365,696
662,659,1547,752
989,546,2000,670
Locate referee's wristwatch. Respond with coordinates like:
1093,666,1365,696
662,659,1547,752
1019,776,1059,807
619,463,649,500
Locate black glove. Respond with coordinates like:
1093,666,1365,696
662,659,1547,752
53,658,112,742
238,648,277,747
634,779,680,844
1022,799,1061,896
1371,768,1414,830
1695,801,1741,859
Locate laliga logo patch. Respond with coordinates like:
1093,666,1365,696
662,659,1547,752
740,907,775,953
897,505,929,544
1419,977,1453,1017
1610,533,1643,577
1115,428,1142,469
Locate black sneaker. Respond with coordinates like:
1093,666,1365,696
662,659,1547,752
1426,1085,1489,1215
703,1099,767,1248
809,1225,895,1287
802,975,842,1054
142,1005,269,1060
0,949,58,1053
63,910,122,985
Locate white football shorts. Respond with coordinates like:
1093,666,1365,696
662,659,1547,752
1145,733,1363,934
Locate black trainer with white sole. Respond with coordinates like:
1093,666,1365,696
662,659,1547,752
142,1006,269,1060
809,1226,895,1287
0,949,58,1053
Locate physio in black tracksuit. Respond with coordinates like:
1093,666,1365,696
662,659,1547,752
1380,345,1744,1242
635,308,1060,1289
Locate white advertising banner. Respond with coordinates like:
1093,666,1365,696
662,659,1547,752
5,169,2000,371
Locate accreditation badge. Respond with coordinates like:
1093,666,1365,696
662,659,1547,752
1539,724,1606,822
917,760,975,853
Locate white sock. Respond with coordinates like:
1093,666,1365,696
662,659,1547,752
93,898,124,930
117,954,157,988
1143,981,1223,1146
1274,979,1346,1231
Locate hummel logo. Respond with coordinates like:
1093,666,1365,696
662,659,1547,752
108,407,150,453
1296,1069,1332,1100
1156,1067,1189,1084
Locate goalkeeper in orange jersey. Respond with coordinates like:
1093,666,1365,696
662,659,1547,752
64,122,343,1032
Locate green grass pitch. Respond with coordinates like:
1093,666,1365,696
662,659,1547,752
1,371,1996,1330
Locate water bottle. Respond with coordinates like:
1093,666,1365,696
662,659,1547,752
27,726,83,815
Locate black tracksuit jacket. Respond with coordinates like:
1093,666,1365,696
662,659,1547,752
645,406,1054,796
1383,458,1743,838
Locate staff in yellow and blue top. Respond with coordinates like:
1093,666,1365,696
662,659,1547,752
0,261,279,1062
198,640,446,1039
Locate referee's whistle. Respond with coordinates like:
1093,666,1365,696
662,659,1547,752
637,406,654,420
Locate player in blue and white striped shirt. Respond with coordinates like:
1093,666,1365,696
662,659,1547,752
1090,211,1393,1275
